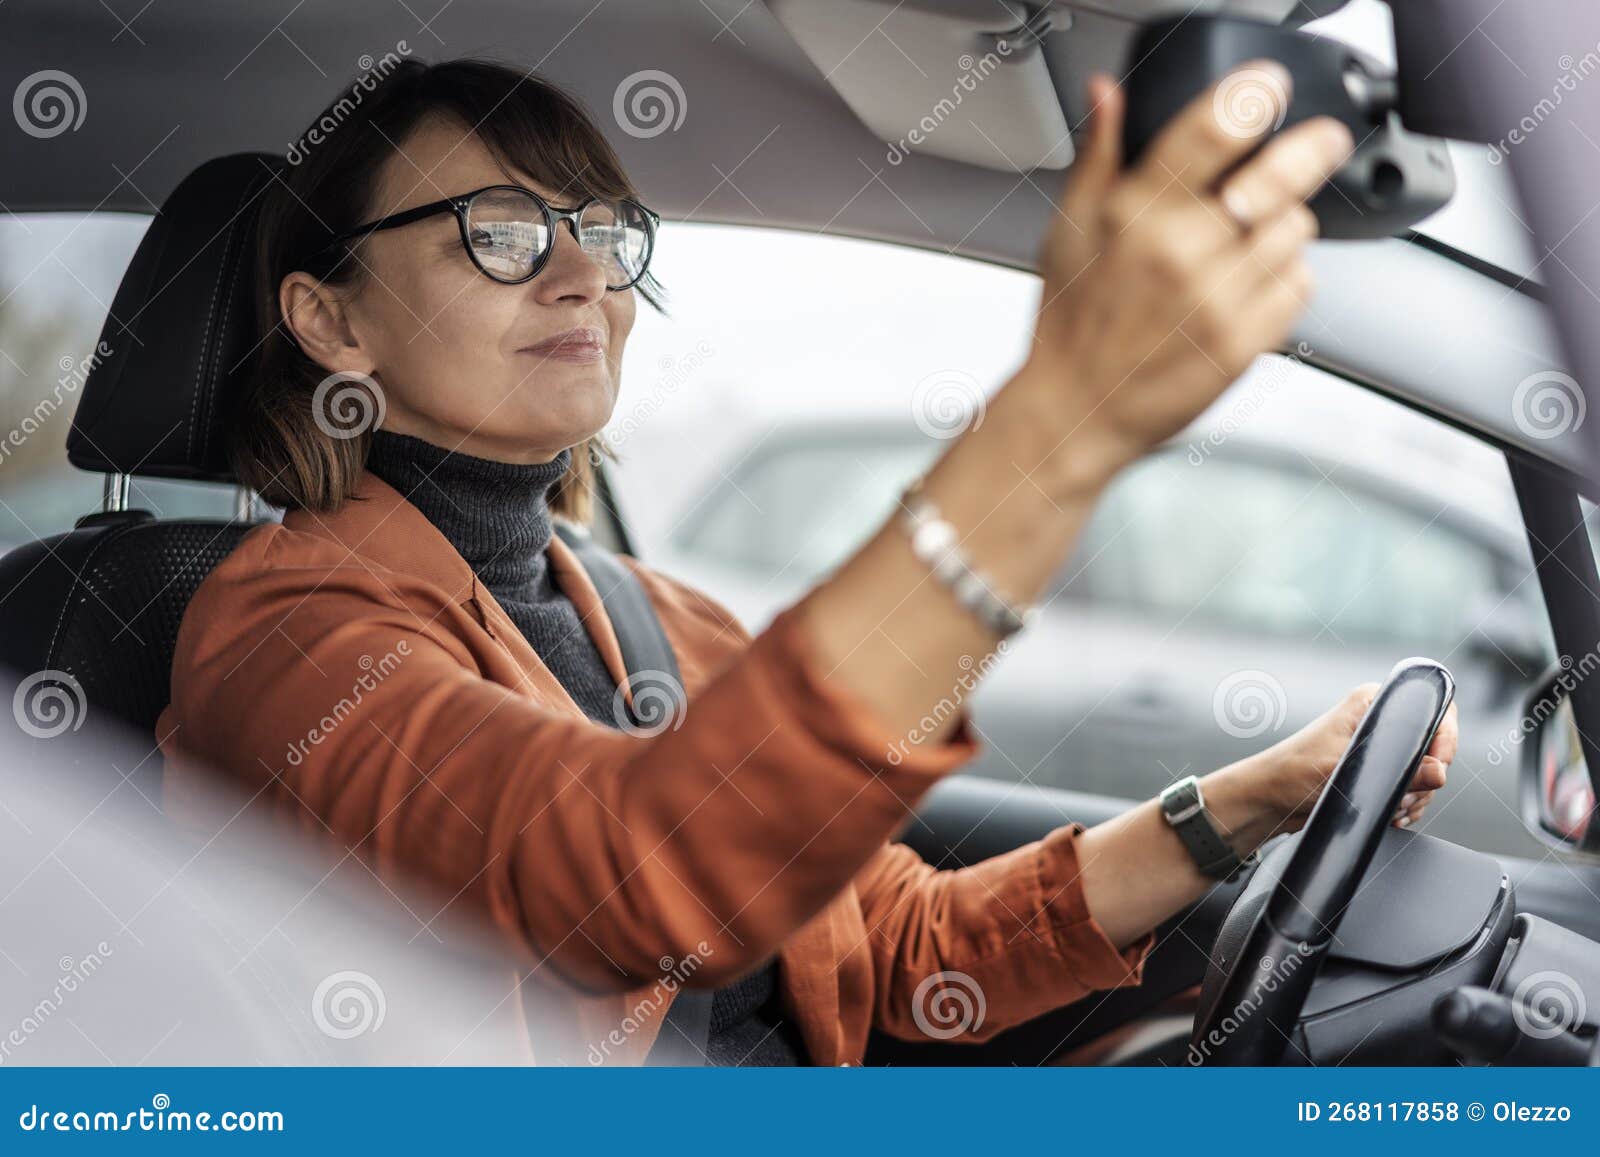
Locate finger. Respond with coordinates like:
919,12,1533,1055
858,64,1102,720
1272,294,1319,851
1139,60,1293,195
1427,702,1459,765
1394,792,1434,827
1238,203,1319,285
1231,257,1315,354
1392,789,1435,817
1063,75,1125,218
1409,755,1449,792
1217,116,1353,229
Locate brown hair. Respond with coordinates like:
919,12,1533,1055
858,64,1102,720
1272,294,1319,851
233,57,655,520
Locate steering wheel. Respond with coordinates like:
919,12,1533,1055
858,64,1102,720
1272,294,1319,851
1189,657,1455,1065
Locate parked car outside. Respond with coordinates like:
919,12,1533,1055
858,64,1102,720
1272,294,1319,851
649,412,1553,858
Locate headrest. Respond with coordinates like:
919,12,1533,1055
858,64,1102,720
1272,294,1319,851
67,153,283,484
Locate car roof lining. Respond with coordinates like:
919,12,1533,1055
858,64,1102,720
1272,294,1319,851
3,0,1582,497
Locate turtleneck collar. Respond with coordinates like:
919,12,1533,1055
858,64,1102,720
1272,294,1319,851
363,429,571,593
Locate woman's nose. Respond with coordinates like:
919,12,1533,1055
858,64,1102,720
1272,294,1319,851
534,219,608,303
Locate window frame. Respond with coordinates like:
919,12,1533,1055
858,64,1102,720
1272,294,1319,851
1509,456,1600,855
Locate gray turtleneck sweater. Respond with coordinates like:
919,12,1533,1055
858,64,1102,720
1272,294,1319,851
364,430,806,1067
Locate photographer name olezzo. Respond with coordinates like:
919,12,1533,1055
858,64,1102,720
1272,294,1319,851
1297,1101,1573,1124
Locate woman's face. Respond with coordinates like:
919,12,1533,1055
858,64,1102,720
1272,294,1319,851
286,116,636,464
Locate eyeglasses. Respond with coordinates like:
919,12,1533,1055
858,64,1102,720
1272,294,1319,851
313,184,660,289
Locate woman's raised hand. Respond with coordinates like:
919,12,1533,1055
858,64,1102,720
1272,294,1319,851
1023,64,1353,485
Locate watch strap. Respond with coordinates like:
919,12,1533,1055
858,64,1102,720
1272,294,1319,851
1160,776,1252,880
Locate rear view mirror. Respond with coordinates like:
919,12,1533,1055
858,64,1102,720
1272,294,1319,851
1121,15,1455,240
1515,663,1599,854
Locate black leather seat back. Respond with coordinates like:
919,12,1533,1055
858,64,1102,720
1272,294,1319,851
0,154,283,778
1,516,257,739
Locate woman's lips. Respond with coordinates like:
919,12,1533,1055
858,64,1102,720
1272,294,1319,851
520,326,606,363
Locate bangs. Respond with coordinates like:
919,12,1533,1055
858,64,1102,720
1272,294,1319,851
404,64,664,307
475,87,636,205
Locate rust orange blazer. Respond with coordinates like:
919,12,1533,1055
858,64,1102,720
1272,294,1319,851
157,469,1152,1065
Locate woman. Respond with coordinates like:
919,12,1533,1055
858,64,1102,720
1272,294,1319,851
160,58,1454,1065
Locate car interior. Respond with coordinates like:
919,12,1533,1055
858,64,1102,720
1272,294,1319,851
6,0,1600,1066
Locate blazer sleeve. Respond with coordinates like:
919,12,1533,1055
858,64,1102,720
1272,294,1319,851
852,831,1155,1042
161,537,976,996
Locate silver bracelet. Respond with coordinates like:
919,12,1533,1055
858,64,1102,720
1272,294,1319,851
898,484,1037,638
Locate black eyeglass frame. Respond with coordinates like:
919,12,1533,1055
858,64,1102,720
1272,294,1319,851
311,183,661,289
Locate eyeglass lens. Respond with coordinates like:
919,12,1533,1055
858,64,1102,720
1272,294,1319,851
463,189,651,287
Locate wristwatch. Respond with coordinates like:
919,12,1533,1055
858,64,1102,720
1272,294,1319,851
1159,775,1256,881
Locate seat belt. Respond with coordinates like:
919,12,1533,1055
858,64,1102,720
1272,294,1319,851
552,521,715,1066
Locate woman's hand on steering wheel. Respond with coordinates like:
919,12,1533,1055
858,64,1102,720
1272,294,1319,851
1245,684,1457,839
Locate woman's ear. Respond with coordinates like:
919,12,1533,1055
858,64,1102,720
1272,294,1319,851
279,270,372,377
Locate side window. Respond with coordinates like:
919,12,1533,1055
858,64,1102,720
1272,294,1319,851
0,213,239,553
607,223,1036,567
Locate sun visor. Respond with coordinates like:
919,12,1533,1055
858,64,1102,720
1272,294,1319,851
764,0,1311,172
